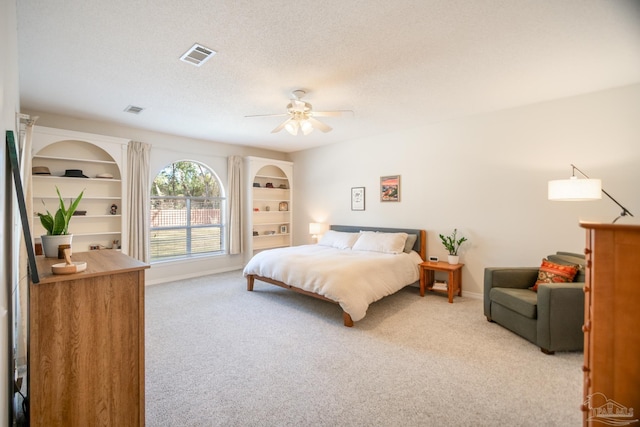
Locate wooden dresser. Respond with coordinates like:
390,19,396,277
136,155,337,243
29,250,149,427
580,222,640,426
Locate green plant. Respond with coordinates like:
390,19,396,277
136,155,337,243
439,229,468,256
37,186,84,235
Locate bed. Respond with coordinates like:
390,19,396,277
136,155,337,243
243,225,427,326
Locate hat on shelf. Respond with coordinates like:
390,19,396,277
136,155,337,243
32,166,51,175
62,169,89,178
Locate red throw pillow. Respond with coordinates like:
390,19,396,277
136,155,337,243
531,259,578,292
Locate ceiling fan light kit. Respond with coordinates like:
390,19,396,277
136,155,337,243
246,89,352,136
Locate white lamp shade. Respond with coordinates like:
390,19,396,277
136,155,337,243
285,120,299,135
309,222,329,235
300,120,314,135
548,176,602,201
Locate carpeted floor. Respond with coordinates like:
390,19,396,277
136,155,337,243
145,270,583,426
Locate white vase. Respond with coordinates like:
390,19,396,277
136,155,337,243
447,255,460,265
41,234,73,258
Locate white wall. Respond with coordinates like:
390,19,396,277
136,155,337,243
26,111,290,284
290,84,640,297
2,0,21,422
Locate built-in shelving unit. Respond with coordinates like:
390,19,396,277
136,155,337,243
246,157,293,259
31,126,129,253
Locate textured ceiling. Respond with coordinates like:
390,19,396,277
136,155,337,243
16,0,640,153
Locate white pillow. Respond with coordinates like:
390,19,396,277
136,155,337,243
317,230,360,249
352,231,408,254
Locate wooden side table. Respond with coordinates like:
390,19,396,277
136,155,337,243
419,261,464,303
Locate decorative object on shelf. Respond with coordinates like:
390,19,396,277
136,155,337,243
279,201,289,211
265,205,271,211
266,182,274,188
32,166,51,175
110,204,118,215
380,175,400,202
253,231,259,236
72,210,87,216
439,228,468,265
548,163,634,223
57,244,71,259
37,186,84,258
62,169,89,178
279,184,288,189
96,173,113,179
51,248,87,274
351,187,365,211
280,225,288,234
253,182,261,187
264,230,276,235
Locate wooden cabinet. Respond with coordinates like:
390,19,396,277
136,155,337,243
246,157,293,257
31,126,129,253
29,250,148,426
580,222,640,426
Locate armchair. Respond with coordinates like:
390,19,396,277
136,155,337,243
484,252,585,354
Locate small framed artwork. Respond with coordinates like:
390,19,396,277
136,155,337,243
280,224,288,234
380,175,401,202
351,187,365,211
279,201,289,211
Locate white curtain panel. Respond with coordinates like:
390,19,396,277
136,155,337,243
127,140,151,263
227,156,243,255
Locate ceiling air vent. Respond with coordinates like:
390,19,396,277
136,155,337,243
124,105,144,114
180,43,216,67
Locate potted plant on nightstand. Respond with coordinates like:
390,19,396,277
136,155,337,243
37,186,84,258
439,229,468,264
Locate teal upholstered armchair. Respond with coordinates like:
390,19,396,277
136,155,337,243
483,252,585,354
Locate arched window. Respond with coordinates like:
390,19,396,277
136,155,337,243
150,160,225,261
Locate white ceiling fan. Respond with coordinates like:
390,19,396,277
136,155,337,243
246,89,353,136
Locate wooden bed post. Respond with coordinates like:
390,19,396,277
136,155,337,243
247,275,255,291
343,312,354,327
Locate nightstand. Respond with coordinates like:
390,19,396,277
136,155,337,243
419,261,464,303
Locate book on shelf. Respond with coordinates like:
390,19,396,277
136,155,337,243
432,280,448,291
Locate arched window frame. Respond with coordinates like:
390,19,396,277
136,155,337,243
149,160,226,262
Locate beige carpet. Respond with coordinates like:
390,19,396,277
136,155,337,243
145,270,583,426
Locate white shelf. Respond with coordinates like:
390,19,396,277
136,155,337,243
34,195,121,201
254,174,288,180
33,175,121,183
33,154,117,165
247,157,293,257
32,128,127,254
72,231,122,237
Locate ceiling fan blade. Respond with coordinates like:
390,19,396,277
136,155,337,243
271,117,292,133
311,110,354,117
307,117,332,133
245,113,289,118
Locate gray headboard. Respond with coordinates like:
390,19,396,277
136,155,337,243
330,225,426,260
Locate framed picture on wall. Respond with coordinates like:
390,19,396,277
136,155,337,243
351,187,365,211
280,224,288,234
380,175,400,202
279,201,289,211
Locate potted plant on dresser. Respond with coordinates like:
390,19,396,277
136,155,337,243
37,186,84,257
439,228,468,264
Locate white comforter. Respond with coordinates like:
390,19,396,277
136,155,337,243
243,245,422,322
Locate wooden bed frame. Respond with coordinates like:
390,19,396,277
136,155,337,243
246,225,427,327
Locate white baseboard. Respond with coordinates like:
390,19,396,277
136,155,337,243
145,266,242,286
